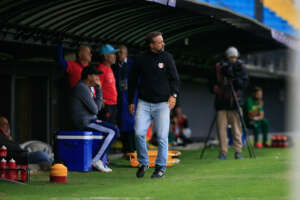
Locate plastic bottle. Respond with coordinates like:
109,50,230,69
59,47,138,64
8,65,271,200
6,158,18,181
0,158,6,179
19,164,28,182
0,145,7,157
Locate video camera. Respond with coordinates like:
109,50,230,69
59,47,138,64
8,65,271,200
220,60,243,78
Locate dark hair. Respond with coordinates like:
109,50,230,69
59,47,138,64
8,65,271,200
145,31,162,45
252,86,263,94
81,71,88,80
81,65,102,80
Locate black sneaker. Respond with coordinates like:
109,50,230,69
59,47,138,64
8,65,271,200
151,166,165,179
234,152,243,160
136,165,148,178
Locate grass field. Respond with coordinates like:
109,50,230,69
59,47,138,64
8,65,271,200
0,148,291,200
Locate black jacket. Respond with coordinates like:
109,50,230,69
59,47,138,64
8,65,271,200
128,50,180,103
0,131,28,164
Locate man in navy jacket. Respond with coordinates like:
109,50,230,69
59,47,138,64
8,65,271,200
128,32,180,178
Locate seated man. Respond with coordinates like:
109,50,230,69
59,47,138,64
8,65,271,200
69,66,119,173
244,86,270,148
172,106,192,146
0,116,52,169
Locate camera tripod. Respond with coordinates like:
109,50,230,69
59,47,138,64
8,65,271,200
200,83,256,159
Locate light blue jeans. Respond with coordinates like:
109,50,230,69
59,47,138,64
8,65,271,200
134,99,170,172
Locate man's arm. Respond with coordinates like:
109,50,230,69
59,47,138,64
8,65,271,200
248,100,264,120
166,53,180,97
248,110,264,120
209,63,220,94
76,85,100,115
58,43,68,70
0,134,24,153
166,53,180,109
94,87,103,112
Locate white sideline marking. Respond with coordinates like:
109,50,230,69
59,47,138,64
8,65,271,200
49,197,152,200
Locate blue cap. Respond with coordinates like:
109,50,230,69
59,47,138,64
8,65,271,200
99,44,119,55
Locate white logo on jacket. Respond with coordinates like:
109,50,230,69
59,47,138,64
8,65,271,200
158,63,164,69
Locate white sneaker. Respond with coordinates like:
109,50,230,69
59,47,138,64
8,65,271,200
105,166,112,172
92,160,111,173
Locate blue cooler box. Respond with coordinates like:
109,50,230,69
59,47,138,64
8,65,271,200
57,131,100,172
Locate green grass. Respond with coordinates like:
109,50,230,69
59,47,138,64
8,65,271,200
0,148,291,200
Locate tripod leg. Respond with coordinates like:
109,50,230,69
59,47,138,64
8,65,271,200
200,115,216,159
230,84,256,158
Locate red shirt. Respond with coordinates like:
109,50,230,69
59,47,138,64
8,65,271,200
97,64,117,105
0,128,9,139
66,60,88,88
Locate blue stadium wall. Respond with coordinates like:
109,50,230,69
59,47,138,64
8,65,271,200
197,0,297,36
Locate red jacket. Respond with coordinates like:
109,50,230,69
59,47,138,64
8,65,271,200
97,64,117,105
66,61,88,88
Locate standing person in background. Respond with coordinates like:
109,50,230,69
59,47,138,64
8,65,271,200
112,45,137,157
211,46,249,160
58,43,92,88
58,43,96,129
97,44,119,124
244,86,270,148
128,32,180,178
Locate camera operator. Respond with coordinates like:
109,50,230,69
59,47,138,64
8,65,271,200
210,47,249,160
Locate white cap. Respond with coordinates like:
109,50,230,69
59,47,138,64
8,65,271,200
1,145,7,149
225,46,239,58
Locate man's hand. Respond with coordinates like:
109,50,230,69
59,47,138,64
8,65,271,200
168,96,176,109
258,100,264,108
129,104,135,115
213,85,220,94
95,78,102,89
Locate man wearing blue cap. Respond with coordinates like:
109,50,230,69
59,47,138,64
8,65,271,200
128,32,180,178
97,44,119,124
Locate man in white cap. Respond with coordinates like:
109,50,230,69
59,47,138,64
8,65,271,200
211,46,249,160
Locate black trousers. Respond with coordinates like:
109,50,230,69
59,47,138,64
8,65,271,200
99,105,118,124
120,131,136,153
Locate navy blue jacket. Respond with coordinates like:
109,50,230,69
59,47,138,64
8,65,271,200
128,51,180,104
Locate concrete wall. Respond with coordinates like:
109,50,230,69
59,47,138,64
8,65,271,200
179,78,286,140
